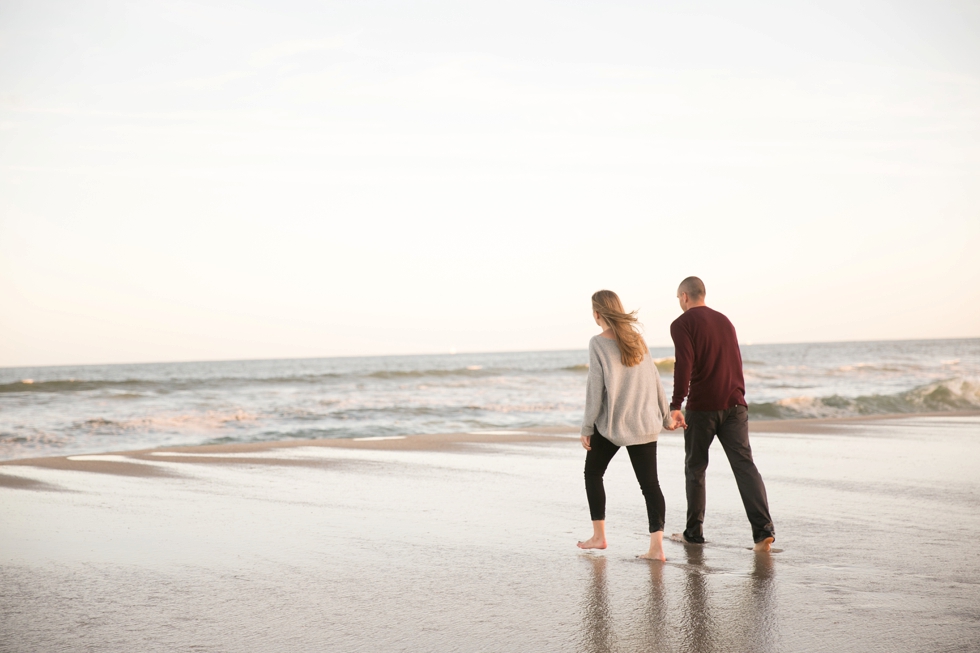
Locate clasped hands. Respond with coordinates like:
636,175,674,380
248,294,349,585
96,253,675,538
667,410,687,431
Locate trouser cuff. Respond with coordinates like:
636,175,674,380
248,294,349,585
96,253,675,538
682,530,706,544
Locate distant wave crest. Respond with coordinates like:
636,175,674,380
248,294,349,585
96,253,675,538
0,379,147,394
563,357,674,373
0,376,345,394
365,367,495,379
749,377,980,419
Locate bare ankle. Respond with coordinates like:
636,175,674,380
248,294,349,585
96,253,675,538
638,532,666,561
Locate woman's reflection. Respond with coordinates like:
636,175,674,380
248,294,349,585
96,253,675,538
580,555,613,653
634,559,671,652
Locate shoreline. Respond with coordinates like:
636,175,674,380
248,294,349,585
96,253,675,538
2,410,978,484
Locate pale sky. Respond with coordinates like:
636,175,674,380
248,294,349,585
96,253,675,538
1,0,978,367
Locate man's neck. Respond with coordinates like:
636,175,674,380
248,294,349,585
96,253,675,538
683,302,707,313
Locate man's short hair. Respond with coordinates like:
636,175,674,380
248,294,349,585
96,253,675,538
678,276,706,301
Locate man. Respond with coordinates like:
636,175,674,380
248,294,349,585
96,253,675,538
668,276,775,552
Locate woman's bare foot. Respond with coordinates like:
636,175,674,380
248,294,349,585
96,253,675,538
577,535,607,550
637,531,666,561
753,536,775,553
578,520,607,549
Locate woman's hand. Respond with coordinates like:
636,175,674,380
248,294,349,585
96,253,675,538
670,410,687,430
581,435,591,451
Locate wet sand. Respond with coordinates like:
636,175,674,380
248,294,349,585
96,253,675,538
2,414,979,652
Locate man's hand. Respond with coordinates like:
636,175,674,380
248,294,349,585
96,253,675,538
670,410,687,430
581,435,592,451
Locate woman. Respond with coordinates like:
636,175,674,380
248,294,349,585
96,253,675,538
577,290,673,561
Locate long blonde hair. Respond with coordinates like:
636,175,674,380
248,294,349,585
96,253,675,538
592,290,648,367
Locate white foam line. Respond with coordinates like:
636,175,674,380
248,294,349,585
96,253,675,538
466,430,529,436
67,455,145,463
148,451,264,458
352,436,407,442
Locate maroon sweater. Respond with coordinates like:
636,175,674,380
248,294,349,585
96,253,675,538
670,306,746,411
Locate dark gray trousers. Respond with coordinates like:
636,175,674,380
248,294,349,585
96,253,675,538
683,405,775,544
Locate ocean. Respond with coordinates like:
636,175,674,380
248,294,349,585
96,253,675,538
1,338,978,461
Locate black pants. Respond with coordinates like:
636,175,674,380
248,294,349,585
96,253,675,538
683,405,775,544
584,430,665,533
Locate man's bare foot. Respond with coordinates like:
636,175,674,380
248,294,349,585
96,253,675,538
637,532,666,561
753,536,775,553
577,535,607,550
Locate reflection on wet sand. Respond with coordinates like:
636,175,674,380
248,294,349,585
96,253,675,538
677,543,779,653
639,560,671,653
749,551,778,652
579,547,780,652
580,555,613,653
681,544,715,653
579,545,780,652
581,555,675,653
582,555,672,653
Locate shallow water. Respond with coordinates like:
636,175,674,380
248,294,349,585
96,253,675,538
2,338,979,461
1,415,978,652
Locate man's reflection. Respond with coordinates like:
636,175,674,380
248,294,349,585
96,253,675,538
679,544,779,653
747,551,778,652
680,543,715,653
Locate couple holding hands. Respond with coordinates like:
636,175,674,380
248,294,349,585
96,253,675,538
577,277,776,561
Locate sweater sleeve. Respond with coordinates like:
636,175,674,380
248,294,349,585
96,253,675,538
670,319,693,411
581,339,604,436
655,366,672,429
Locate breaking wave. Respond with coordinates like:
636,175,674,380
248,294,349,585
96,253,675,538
749,377,980,420
654,358,674,374
76,410,258,433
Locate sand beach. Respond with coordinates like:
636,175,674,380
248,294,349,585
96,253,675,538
2,413,978,652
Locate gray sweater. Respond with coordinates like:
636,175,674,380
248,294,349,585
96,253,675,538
581,335,672,446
